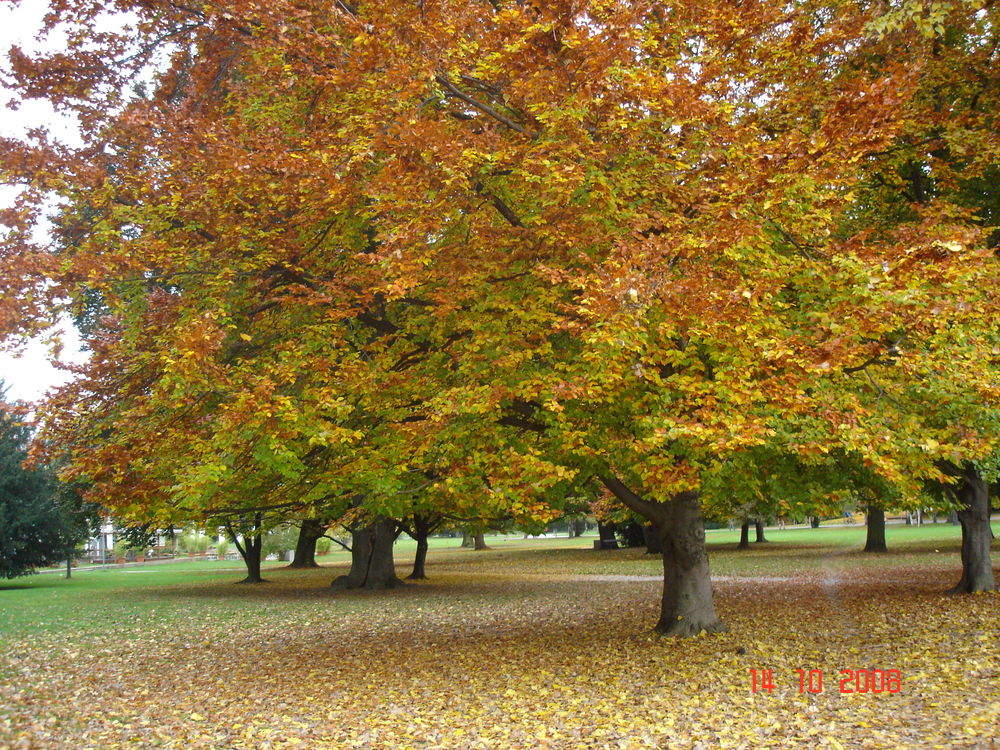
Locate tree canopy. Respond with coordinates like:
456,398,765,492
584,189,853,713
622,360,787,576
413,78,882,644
1,0,997,628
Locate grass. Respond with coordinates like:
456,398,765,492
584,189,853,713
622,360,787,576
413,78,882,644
1,523,998,749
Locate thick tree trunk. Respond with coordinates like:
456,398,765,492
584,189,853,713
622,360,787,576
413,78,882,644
367,519,404,588
642,523,662,554
810,516,821,528
864,505,887,553
655,492,727,636
287,518,325,568
331,519,405,590
949,464,995,594
332,526,373,589
754,520,767,543
600,476,725,636
737,521,750,550
572,519,587,538
460,530,474,548
473,531,489,550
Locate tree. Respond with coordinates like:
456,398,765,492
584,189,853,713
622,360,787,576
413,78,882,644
287,518,329,569
2,0,996,636
331,517,405,591
932,461,997,593
225,514,266,584
864,506,889,554
400,512,444,580
0,392,93,578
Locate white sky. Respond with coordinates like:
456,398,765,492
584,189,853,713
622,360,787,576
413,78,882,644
0,1,86,404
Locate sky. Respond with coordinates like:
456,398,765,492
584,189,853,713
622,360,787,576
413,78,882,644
0,1,85,404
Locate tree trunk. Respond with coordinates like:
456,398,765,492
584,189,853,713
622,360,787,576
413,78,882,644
367,518,404,588
409,535,429,579
287,518,325,568
65,558,72,579
596,521,618,549
331,526,373,589
655,492,727,636
460,530,473,548
864,505,887,553
406,514,434,580
572,519,587,538
949,464,995,594
737,521,750,550
810,516,821,528
473,531,489,550
331,519,405,590
642,523,662,554
754,520,767,543
227,514,265,583
240,536,264,583
600,476,725,636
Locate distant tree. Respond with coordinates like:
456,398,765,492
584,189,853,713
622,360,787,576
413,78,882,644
0,390,94,578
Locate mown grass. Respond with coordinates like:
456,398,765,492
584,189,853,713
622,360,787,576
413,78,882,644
1,523,998,749
3,522,996,638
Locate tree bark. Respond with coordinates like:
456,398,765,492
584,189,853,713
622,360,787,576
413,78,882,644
367,518,404,588
948,464,995,594
65,558,72,579
754,520,767,543
331,519,405,590
331,526,373,589
864,505,887,553
473,531,489,550
460,530,474,548
642,523,662,554
287,518,325,568
655,492,727,635
810,516,821,528
600,476,726,636
737,520,750,550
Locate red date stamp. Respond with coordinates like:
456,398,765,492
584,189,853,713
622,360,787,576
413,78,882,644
750,669,902,694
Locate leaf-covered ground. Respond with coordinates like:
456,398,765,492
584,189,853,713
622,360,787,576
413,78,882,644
1,527,998,749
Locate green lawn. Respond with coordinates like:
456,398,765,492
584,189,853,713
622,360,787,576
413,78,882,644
2,523,998,749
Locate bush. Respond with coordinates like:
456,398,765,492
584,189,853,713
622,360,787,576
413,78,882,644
177,533,211,555
262,525,298,560
614,520,646,548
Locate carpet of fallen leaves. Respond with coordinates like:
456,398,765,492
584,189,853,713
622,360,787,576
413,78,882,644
1,545,998,749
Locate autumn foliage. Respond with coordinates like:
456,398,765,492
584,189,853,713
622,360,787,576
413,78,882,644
1,0,997,631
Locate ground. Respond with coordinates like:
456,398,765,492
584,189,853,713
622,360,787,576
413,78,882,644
1,524,998,749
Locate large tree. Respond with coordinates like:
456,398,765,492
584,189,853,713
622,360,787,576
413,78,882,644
2,0,996,633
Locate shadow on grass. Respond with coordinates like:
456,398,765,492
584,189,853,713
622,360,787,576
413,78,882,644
0,579,70,591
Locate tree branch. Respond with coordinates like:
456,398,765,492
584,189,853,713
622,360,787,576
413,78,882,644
434,72,533,137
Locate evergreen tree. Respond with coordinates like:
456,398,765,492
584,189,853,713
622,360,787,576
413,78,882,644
0,387,94,578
